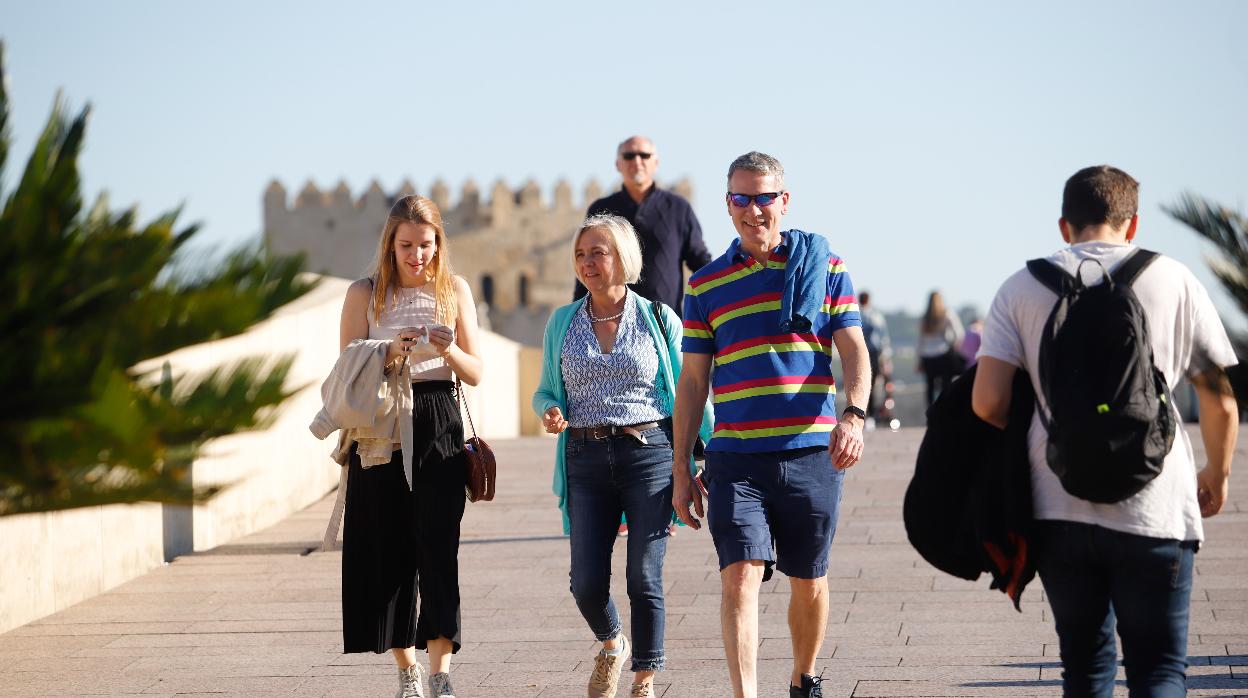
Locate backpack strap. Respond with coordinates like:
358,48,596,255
1026,258,1074,295
1110,248,1160,287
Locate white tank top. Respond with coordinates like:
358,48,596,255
369,283,453,382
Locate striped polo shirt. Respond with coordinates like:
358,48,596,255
682,233,861,453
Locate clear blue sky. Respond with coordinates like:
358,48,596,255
4,1,1246,316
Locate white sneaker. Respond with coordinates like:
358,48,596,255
397,664,425,698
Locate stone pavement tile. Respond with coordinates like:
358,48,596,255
122,653,336,673
7,655,140,673
473,668,582,693
6,621,192,637
103,632,282,648
853,590,1020,604
1206,589,1248,601
835,643,1046,659
182,618,340,633
1187,620,1248,635
853,678,1062,696
300,673,397,697
1197,558,1248,575
4,669,160,694
836,664,1042,682
27,605,224,624
1194,575,1248,591
898,657,1051,668
74,644,330,660
148,662,311,678
142,675,300,693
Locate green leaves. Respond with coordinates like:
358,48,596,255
1164,193,1248,403
0,42,317,515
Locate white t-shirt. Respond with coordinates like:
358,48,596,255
980,241,1236,542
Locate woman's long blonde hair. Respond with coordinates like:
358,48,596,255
921,290,946,334
369,195,457,326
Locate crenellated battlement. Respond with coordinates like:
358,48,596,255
264,177,629,224
263,175,693,345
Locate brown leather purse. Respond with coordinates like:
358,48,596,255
457,379,496,502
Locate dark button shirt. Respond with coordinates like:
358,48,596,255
573,185,712,316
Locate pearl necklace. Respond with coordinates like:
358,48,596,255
587,291,627,323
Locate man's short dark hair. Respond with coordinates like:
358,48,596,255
859,291,871,306
1062,165,1139,230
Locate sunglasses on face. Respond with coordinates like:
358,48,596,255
621,151,653,160
727,192,784,208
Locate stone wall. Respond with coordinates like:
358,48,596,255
264,178,694,345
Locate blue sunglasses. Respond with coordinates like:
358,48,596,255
728,191,783,208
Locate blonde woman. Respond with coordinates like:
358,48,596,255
916,290,964,407
338,195,482,698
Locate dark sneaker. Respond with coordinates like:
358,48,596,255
429,671,456,698
396,663,425,698
588,634,630,698
790,670,825,698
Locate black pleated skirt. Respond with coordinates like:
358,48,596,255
341,380,468,654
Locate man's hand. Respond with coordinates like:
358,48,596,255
1197,465,1230,518
829,416,864,470
673,471,707,530
542,407,568,434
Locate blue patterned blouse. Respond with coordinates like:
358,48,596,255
560,293,667,428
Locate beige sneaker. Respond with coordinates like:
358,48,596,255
629,682,655,697
588,634,630,698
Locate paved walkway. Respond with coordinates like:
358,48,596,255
1,428,1245,696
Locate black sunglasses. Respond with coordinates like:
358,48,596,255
621,151,653,160
728,192,784,208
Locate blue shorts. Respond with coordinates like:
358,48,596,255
703,446,844,579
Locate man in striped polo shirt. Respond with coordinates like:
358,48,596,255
672,151,870,698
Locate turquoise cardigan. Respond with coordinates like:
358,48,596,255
533,295,714,535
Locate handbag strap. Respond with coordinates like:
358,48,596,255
456,378,480,440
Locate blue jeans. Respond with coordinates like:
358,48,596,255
1034,520,1197,697
565,425,673,671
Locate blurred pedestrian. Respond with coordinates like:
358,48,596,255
859,291,892,427
917,290,964,407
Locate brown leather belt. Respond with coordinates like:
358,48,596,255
566,421,661,443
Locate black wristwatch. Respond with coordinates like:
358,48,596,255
842,405,867,421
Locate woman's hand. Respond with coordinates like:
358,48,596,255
542,407,568,434
386,326,423,363
428,323,456,357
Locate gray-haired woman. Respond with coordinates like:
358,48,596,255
534,214,710,698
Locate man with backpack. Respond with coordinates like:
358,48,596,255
971,165,1238,695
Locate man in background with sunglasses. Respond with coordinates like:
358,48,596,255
573,135,712,315
672,151,870,698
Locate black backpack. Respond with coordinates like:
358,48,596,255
1026,248,1176,503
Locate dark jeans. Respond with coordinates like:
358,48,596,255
1034,520,1197,697
866,353,881,417
565,425,674,671
921,352,962,407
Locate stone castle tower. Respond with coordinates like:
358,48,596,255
264,177,693,345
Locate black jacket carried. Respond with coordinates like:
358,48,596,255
904,364,1037,609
